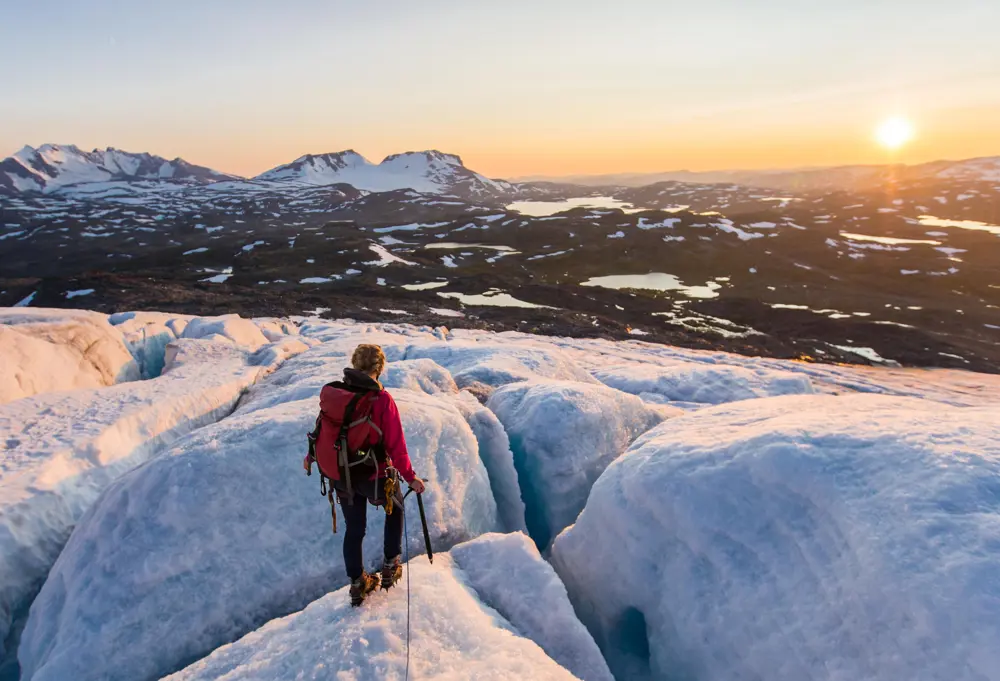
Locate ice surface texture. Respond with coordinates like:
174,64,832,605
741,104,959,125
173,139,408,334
19,381,501,681
401,341,599,388
552,394,1000,681
8,314,1000,681
489,380,670,549
166,533,608,681
592,362,815,405
0,338,292,658
0,309,139,403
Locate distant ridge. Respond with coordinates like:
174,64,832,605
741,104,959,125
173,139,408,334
516,156,1000,190
0,145,514,199
0,144,239,194
4,143,999,196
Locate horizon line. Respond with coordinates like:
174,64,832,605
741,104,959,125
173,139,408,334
5,141,1000,183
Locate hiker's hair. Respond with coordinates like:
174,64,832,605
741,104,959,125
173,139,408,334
351,344,386,377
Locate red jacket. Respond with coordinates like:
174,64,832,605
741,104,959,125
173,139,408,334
316,371,416,484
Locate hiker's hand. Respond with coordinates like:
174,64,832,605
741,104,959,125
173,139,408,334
409,477,425,494
303,455,312,474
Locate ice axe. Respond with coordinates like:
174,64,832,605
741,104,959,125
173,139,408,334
405,488,434,564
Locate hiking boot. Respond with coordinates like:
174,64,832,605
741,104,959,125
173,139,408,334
381,555,402,590
349,572,379,607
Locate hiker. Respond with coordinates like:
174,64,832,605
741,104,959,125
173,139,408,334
305,343,425,606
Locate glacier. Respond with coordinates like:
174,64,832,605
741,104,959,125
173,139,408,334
592,361,815,406
0,331,303,661
18,374,503,681
3,309,1000,681
165,534,607,681
0,308,139,403
489,380,671,549
551,393,1000,681
400,341,599,388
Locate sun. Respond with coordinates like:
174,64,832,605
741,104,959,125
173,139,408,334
875,117,915,150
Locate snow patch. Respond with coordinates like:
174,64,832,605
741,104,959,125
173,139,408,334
366,243,416,267
64,288,94,299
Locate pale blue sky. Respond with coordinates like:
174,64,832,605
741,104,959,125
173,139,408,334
2,0,998,177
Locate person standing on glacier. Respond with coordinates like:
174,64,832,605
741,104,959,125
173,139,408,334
304,343,425,606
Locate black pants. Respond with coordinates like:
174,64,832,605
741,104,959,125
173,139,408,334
337,477,404,581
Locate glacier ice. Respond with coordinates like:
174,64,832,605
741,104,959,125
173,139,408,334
237,351,457,417
446,392,527,533
449,532,613,681
7,315,1000,681
381,357,460,395
401,341,598,388
488,380,670,549
551,394,1000,681
109,312,302,379
0,338,297,660
0,308,139,403
180,313,271,350
19,388,501,681
165,533,603,681
592,362,815,405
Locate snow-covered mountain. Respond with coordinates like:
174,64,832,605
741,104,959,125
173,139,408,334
255,149,513,197
0,145,515,199
0,144,238,195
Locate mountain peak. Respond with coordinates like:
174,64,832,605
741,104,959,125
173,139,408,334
254,148,506,197
381,150,465,167
1,144,238,194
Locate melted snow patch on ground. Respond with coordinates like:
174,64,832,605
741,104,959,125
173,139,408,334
166,534,606,681
0,308,139,403
1,338,302,661
552,394,1000,681
19,385,501,681
488,380,672,549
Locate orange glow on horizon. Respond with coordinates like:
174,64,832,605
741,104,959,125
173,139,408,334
118,106,1000,181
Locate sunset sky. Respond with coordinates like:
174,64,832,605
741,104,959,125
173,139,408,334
2,0,999,179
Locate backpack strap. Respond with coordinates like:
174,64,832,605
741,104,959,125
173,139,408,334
338,392,366,504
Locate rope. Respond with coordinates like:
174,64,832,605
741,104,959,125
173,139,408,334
403,490,412,681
